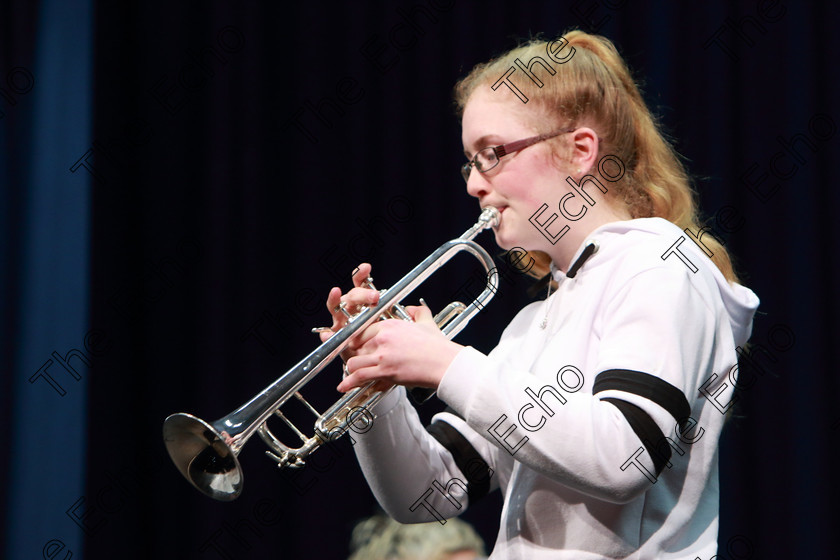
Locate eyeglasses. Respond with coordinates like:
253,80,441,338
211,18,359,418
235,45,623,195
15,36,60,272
461,128,577,183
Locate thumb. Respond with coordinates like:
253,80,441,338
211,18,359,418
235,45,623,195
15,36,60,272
408,302,435,323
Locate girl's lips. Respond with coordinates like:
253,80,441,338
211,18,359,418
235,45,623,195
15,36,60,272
492,207,506,229
485,206,504,226
481,205,505,228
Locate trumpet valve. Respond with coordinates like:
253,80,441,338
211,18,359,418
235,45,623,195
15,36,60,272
266,450,304,469
337,301,353,319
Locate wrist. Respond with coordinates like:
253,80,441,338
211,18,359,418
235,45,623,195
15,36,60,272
428,340,463,387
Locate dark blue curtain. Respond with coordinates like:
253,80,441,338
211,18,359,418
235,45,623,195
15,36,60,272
2,1,838,558
1,0,93,559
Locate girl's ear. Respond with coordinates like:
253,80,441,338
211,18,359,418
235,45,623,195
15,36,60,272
569,127,600,177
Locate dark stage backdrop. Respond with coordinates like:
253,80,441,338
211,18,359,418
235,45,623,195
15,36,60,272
3,1,839,559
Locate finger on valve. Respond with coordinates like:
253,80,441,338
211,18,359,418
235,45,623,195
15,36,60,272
313,264,379,349
312,287,345,340
351,263,373,287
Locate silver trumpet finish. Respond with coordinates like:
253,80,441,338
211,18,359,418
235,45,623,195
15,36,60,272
163,206,500,501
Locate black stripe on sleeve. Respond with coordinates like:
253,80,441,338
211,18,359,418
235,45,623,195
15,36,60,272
593,369,691,431
426,420,492,504
601,397,670,476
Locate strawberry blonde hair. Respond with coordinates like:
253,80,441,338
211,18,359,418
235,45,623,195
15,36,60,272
455,30,739,283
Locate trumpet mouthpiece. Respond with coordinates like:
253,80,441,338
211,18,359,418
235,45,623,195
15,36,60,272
480,206,501,229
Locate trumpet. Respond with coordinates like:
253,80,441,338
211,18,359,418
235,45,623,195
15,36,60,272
162,206,500,501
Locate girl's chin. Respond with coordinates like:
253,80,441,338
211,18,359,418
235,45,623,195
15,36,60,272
491,230,517,251
490,219,541,252
492,228,543,254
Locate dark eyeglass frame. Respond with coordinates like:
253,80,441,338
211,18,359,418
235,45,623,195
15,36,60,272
461,128,578,183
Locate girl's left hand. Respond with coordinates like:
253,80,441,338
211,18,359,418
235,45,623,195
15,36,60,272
336,303,463,393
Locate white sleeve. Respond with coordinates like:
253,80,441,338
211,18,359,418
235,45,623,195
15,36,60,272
437,265,721,504
352,385,505,524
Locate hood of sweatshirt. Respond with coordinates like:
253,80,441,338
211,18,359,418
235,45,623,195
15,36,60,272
549,217,760,346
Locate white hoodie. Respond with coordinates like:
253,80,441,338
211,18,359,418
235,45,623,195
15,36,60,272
352,217,760,559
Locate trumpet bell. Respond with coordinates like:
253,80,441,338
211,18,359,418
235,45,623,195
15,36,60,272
163,413,243,501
